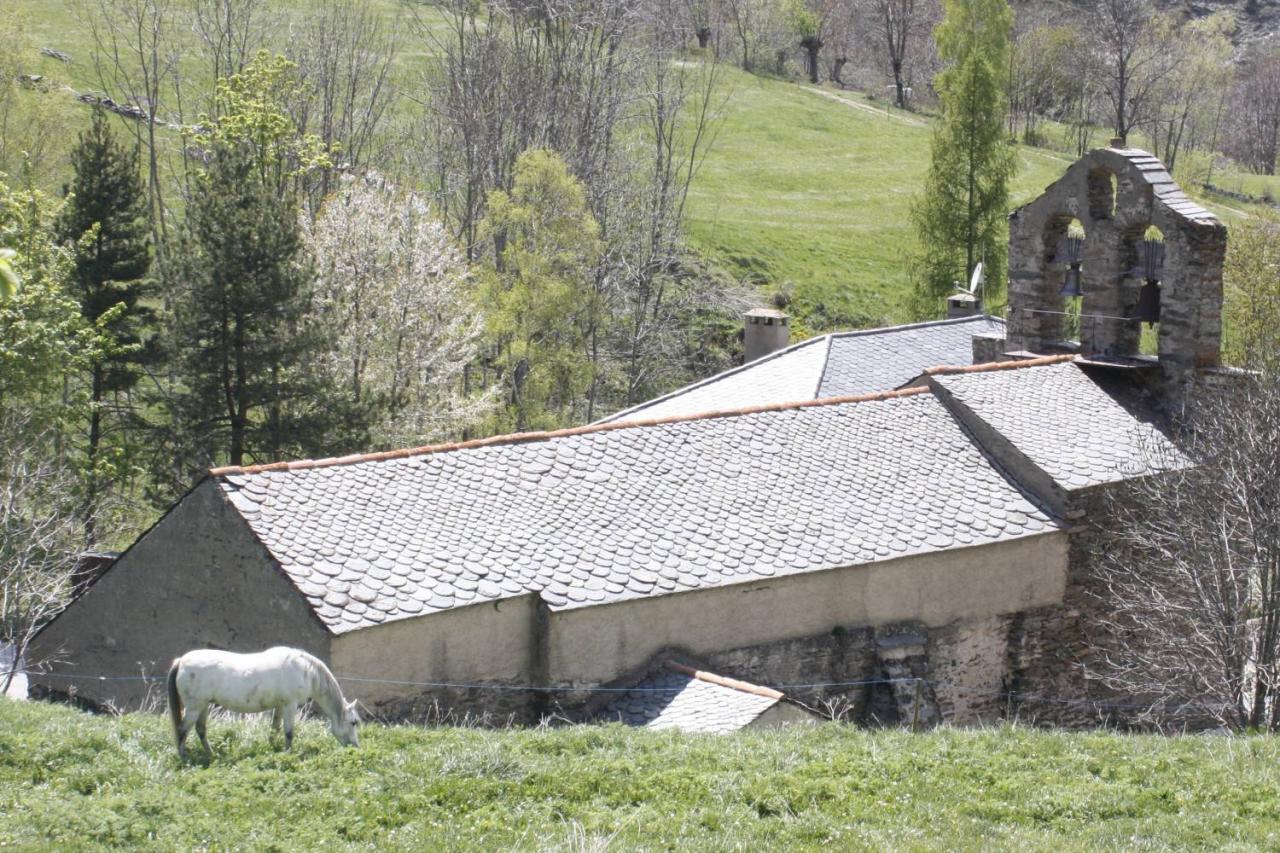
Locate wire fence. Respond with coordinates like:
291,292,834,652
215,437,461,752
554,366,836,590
18,668,1241,716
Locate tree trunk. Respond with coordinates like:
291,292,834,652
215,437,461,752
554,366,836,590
696,27,711,49
832,57,847,86
801,37,823,85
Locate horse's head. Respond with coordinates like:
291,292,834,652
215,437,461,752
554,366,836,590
330,699,360,747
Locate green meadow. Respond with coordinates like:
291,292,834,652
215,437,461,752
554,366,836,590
2,699,1278,850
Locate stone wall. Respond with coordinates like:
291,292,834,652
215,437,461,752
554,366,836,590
1006,147,1227,393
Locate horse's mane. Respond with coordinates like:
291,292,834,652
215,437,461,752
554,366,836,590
299,650,346,710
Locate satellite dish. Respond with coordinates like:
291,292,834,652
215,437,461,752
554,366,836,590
968,262,984,296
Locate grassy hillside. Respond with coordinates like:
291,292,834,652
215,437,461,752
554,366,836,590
2,699,1279,849
686,77,1077,329
9,1,1261,334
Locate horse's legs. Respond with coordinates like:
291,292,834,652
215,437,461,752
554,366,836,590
195,706,212,754
178,703,204,758
270,707,281,732
282,703,297,750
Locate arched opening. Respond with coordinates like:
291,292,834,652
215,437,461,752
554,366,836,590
1087,169,1117,221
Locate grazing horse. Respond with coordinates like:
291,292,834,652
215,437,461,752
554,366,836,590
167,646,360,759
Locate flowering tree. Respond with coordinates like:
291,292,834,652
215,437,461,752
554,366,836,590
305,172,492,448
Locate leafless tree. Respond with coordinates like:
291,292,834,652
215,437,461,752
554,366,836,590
870,0,918,108
191,0,274,100
1093,372,1280,731
0,413,86,696
285,0,400,208
1087,0,1175,144
74,0,183,256
1231,49,1280,177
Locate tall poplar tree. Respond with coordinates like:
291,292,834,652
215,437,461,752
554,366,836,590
57,107,152,537
912,0,1015,306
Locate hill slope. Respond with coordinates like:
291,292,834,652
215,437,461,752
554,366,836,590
3,699,1280,849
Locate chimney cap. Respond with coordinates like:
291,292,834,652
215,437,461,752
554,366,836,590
745,307,788,324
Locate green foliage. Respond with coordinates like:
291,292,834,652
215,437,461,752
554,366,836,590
0,173,108,422
1223,209,1280,367
4,700,1280,848
912,0,1016,309
191,51,333,197
479,150,602,432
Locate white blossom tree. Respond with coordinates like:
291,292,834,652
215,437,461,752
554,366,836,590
305,173,494,448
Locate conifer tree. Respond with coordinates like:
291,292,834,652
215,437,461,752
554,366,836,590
169,144,353,472
912,0,1016,307
57,107,152,536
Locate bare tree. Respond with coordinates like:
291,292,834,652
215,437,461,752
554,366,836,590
191,0,274,100
74,0,182,257
1092,214,1280,731
0,413,86,696
1088,0,1175,144
285,0,400,207
1147,15,1232,175
871,0,918,108
1232,49,1280,177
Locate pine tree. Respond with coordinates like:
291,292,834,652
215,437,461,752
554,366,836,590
57,107,152,536
169,144,356,472
911,0,1016,307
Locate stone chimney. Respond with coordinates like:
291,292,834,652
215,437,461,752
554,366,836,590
946,292,980,319
744,308,790,363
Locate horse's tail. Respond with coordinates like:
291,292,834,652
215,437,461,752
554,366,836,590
167,659,183,745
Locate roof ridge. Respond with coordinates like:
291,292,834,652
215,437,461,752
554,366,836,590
598,314,1004,425
665,661,784,700
923,353,1077,377
211,352,1070,478
210,385,932,477
824,313,1004,343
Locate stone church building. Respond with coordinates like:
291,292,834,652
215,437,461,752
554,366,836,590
30,146,1228,730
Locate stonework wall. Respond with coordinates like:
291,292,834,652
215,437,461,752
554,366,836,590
1006,147,1227,392
29,480,331,711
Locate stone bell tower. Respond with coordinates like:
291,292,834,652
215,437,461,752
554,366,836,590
1003,144,1227,389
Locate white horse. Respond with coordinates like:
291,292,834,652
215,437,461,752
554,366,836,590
167,646,360,759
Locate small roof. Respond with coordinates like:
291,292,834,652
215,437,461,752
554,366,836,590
598,662,788,733
215,382,1056,634
932,361,1182,491
599,316,1004,424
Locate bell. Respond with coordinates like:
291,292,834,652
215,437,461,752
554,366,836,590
1059,265,1084,298
1132,280,1161,326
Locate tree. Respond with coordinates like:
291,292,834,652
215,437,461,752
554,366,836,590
57,107,152,538
872,0,921,108
1147,15,1232,176
479,150,602,432
168,144,339,472
304,172,494,448
1092,212,1280,731
911,0,1015,304
0,413,86,696
1232,48,1280,177
1088,0,1174,145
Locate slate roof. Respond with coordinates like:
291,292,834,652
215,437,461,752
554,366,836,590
932,361,1181,491
599,316,1005,423
216,385,1057,634
597,662,787,733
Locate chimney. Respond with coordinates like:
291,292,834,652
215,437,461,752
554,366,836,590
946,293,980,319
744,308,790,363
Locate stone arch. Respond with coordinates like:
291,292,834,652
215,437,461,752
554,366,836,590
1005,146,1227,385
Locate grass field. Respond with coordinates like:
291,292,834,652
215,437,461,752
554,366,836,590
2,698,1279,849
685,76,1077,328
